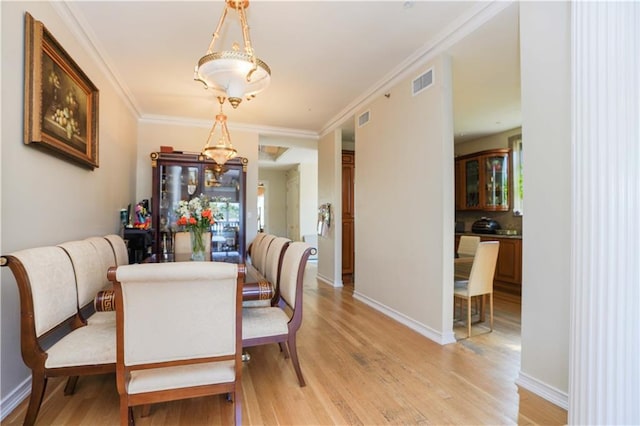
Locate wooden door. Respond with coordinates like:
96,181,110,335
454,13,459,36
342,151,355,282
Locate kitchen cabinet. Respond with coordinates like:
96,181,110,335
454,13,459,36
455,149,510,211
150,151,248,263
455,234,522,295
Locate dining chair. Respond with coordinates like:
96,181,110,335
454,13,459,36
0,246,115,426
242,241,314,386
243,236,290,308
252,233,276,274
174,231,212,260
59,238,115,326
105,234,130,266
455,235,481,280
108,262,242,426
247,232,266,263
454,241,500,338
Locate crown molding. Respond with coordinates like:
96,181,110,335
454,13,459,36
319,0,514,138
52,2,141,119
139,114,319,140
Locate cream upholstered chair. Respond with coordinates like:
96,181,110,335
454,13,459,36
108,262,242,426
105,234,130,266
174,231,212,260
455,235,481,280
242,242,315,386
243,237,291,308
0,247,115,426
247,232,266,265
59,239,115,326
454,241,500,338
251,233,276,274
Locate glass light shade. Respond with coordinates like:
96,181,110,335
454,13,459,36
194,1,271,108
196,52,270,106
201,111,238,165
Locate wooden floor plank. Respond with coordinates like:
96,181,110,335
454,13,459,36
2,265,567,425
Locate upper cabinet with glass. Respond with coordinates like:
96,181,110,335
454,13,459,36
455,149,510,212
150,152,248,263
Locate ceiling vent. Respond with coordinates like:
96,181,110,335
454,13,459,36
358,110,370,127
412,68,434,96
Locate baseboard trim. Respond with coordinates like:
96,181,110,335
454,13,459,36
352,291,456,345
316,272,342,288
1,376,30,421
516,371,569,410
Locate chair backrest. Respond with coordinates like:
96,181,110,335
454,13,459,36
264,237,291,289
466,241,500,296
86,235,118,278
248,232,266,260
59,239,111,311
458,235,480,258
6,247,78,338
112,262,240,366
174,231,212,260
254,234,276,273
279,242,314,313
105,234,129,265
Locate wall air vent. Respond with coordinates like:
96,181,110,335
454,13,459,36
358,110,370,127
412,68,434,96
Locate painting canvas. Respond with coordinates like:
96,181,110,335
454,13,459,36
24,12,99,169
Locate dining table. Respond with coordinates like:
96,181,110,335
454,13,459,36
94,255,273,313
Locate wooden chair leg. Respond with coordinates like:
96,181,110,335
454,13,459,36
467,297,472,338
141,404,151,417
489,292,494,332
234,389,242,426
64,375,79,395
120,396,133,426
287,334,306,387
279,341,290,359
24,372,47,426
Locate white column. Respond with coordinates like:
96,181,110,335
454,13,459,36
570,2,640,425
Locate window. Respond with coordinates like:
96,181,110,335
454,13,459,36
509,134,523,215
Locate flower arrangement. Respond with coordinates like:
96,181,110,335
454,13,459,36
175,195,215,258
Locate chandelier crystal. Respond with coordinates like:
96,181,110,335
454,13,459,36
201,97,238,165
194,0,271,109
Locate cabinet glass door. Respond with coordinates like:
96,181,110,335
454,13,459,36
464,159,480,208
484,154,509,209
158,165,200,232
201,164,242,262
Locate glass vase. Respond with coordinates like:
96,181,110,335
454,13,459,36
189,227,206,261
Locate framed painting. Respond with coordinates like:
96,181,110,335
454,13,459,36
24,12,99,169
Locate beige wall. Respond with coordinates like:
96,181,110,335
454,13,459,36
1,2,138,401
518,1,571,398
317,130,341,286
298,161,318,240
258,168,287,237
454,126,522,157
136,121,260,244
352,55,456,343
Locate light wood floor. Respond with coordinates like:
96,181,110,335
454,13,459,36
3,267,567,425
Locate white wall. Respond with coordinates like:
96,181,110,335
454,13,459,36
517,2,571,404
258,168,287,237
352,55,456,344
298,161,318,239
1,1,138,408
317,129,341,286
136,120,260,245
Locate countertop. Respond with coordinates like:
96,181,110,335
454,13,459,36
456,232,522,240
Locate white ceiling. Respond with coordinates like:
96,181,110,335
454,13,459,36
61,1,520,168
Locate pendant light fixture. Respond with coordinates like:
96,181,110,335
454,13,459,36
201,97,238,165
194,0,271,109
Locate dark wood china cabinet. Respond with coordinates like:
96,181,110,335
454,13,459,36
150,151,248,263
455,149,510,212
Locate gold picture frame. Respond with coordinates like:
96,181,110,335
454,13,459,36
24,12,99,169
